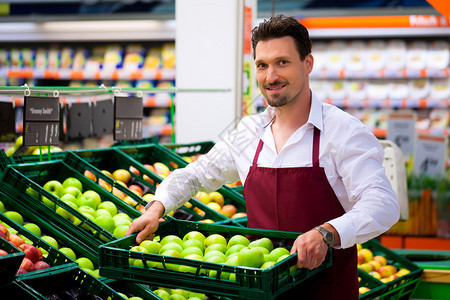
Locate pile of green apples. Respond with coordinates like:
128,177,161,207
129,230,294,280
152,287,207,300
32,177,133,240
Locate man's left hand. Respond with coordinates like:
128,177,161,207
290,229,328,270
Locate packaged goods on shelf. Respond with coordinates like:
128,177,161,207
427,40,449,70
0,49,9,67
144,47,162,69
347,40,367,72
22,48,34,68
406,41,428,70
35,48,47,69
72,47,88,70
366,40,387,71
123,44,145,71
103,44,123,71
386,40,407,71
60,46,74,69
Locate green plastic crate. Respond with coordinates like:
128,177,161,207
11,151,67,165
0,160,141,253
359,239,423,300
99,218,333,300
0,149,13,174
161,141,215,158
0,236,25,287
17,264,131,300
3,280,46,299
0,210,77,281
0,189,100,269
70,147,233,223
103,279,161,299
112,137,160,147
358,269,386,299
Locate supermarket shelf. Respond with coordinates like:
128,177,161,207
310,68,449,79
1,67,176,81
381,235,450,251
372,127,449,139
324,97,449,109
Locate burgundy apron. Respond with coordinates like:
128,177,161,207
244,127,358,299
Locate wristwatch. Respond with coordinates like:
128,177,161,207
314,226,335,247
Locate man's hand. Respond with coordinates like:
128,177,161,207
290,224,339,270
125,200,165,244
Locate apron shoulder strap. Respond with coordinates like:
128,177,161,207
252,139,264,167
313,127,320,168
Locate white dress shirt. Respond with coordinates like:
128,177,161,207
153,92,400,249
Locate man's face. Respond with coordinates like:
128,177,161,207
254,36,312,107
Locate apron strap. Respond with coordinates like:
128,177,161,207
252,139,264,167
313,127,320,168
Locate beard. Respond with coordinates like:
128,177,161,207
266,94,289,107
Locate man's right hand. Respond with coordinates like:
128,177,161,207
125,200,165,244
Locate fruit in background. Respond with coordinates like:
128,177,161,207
139,240,161,254
359,263,373,273
368,260,381,272
231,212,247,219
19,244,41,263
79,206,98,218
0,200,5,213
204,234,227,248
59,247,77,261
112,187,126,200
128,184,143,197
129,166,140,176
34,260,50,270
183,231,206,244
227,234,249,248
101,170,113,178
369,270,381,279
97,201,118,216
96,209,112,218
195,192,210,204
181,246,204,258
20,257,35,272
203,250,226,262
396,268,411,277
199,219,214,223
81,190,101,208
238,247,264,268
358,248,373,264
123,196,138,207
153,289,171,300
77,194,98,210
204,243,227,254
114,213,131,222
220,204,237,218
207,202,221,212
159,242,183,255
377,265,397,278
142,193,154,203
208,191,224,206
99,179,112,191
0,249,8,256
249,237,274,252
76,257,95,271
0,223,10,240
62,177,83,192
113,169,131,185
61,193,79,206
56,202,76,220
153,162,170,178
261,261,277,269
23,223,42,237
9,233,25,247
160,249,181,271
94,215,116,233
26,187,39,199
161,235,183,246
181,238,204,251
270,247,290,261
225,244,246,257
64,186,83,199
16,268,27,275
129,245,148,266
373,255,387,266
114,218,131,227
359,287,371,295
4,211,24,226
43,180,65,198
84,170,97,182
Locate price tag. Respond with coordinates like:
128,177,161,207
387,112,416,157
67,102,92,139
0,102,16,141
114,96,143,141
93,99,113,137
23,96,60,146
413,134,447,176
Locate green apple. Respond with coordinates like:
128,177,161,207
62,177,83,192
139,240,161,254
43,180,65,197
205,254,226,264
128,297,143,300
204,250,226,262
182,231,205,244
81,190,102,208
129,245,148,266
97,201,117,217
113,225,129,238
76,257,95,271
252,246,270,255
238,247,264,268
180,246,203,258
114,218,131,227
77,194,98,210
160,235,183,246
188,292,206,300
171,289,189,299
181,238,204,251
204,243,227,254
220,255,239,280
74,212,96,231
153,289,170,300
26,187,39,198
0,200,4,213
59,247,77,261
42,196,57,209
263,253,276,263
41,235,59,249
56,205,73,220
167,295,184,300
4,211,24,225
63,186,83,199
79,206,97,218
277,254,298,273
178,254,203,274
261,261,277,269
270,247,291,261
113,213,131,222
23,223,41,237
227,235,249,248
159,242,183,255
249,237,273,252
96,208,112,218
160,249,181,271
225,244,246,257
94,215,116,233
60,193,79,206
204,234,227,248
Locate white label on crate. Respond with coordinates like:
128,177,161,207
413,134,447,176
387,112,416,157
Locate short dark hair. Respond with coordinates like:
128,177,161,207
251,15,312,61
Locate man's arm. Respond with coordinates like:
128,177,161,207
125,200,165,244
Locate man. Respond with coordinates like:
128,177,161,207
126,15,399,299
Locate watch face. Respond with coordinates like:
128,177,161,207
324,232,334,245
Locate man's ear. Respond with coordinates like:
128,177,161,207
304,53,314,74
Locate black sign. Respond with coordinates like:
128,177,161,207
67,102,92,139
93,99,114,137
23,96,60,146
114,96,143,141
0,102,16,141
